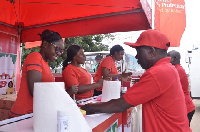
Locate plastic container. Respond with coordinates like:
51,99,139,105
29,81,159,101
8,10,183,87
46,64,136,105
121,87,127,93
57,111,69,132
115,77,119,81
80,109,86,118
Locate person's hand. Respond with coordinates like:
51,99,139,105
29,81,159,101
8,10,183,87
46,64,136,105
102,76,112,81
121,72,132,82
71,84,78,94
81,103,95,115
96,78,104,87
121,76,131,82
67,84,78,95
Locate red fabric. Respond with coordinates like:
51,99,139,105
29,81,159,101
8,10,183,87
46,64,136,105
1,0,140,26
10,52,54,117
25,41,42,49
94,56,118,91
123,58,191,132
22,11,149,43
175,64,195,113
62,64,93,100
154,0,186,47
0,0,149,43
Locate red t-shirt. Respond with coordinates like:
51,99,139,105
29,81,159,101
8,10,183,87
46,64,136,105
175,64,195,113
62,64,93,100
123,57,191,132
10,52,54,117
94,56,118,91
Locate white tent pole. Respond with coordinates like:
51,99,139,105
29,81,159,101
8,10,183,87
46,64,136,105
151,0,155,29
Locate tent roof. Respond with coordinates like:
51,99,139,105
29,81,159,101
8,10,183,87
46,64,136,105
0,0,150,42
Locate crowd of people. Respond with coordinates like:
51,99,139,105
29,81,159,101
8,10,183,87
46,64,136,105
82,29,194,131
9,29,195,131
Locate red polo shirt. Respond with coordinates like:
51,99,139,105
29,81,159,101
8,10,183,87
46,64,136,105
10,52,54,117
123,57,191,132
175,64,195,113
94,56,118,91
62,64,93,100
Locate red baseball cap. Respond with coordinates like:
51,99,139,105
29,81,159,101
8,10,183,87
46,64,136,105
124,29,170,50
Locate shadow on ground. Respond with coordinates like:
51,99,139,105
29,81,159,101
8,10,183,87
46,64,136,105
191,99,200,132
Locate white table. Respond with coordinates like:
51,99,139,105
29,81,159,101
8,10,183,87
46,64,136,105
0,113,115,132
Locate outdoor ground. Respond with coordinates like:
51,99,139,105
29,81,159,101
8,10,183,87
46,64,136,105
191,99,200,132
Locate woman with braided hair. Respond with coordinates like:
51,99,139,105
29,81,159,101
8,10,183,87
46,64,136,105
62,45,103,100
9,29,65,117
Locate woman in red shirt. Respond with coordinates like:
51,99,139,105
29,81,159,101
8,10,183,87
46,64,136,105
9,29,65,117
93,45,132,96
62,45,103,100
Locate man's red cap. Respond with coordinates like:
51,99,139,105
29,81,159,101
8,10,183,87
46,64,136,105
124,29,170,50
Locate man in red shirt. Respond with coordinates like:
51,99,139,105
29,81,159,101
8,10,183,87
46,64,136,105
82,29,191,132
167,50,195,126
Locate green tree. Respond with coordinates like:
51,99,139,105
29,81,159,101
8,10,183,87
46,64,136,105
21,34,114,70
21,44,40,68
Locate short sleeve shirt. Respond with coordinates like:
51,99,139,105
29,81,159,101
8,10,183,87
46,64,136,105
123,57,191,132
93,56,118,91
175,64,195,113
10,52,54,117
62,64,93,100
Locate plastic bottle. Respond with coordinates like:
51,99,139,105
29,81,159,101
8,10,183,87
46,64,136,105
121,87,127,93
57,111,69,132
115,77,119,81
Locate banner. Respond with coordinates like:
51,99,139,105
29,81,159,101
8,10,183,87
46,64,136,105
0,32,18,95
141,0,152,28
154,0,186,47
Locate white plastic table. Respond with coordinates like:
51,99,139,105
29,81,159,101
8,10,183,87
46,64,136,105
0,113,116,132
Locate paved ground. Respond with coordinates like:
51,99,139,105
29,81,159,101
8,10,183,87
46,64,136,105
190,99,200,132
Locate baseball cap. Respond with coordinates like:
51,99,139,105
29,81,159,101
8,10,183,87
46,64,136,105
124,29,170,50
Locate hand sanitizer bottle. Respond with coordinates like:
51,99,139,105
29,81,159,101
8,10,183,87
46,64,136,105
57,111,69,132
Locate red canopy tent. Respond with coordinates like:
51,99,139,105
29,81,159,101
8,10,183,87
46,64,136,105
0,0,150,92
0,0,150,42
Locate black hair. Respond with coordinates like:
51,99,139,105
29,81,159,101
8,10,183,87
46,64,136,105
95,54,103,60
62,45,81,70
38,29,62,44
167,50,181,64
8,81,13,88
109,45,124,56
